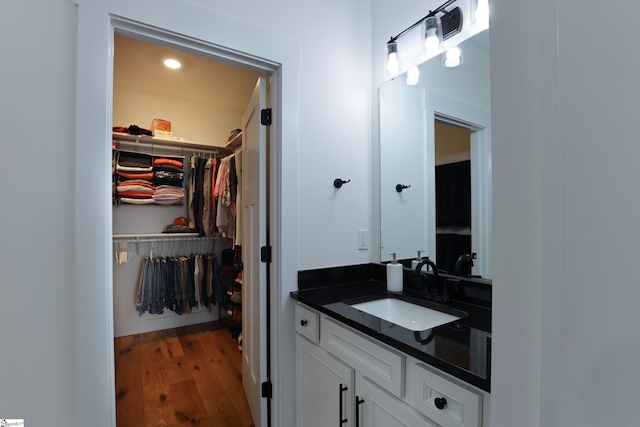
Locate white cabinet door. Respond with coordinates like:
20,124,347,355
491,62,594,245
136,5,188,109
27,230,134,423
297,335,354,427
356,375,438,427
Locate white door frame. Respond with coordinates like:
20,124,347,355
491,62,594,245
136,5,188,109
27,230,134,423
424,91,492,279
74,1,300,426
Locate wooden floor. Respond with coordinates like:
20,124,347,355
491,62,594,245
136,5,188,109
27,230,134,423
114,322,255,427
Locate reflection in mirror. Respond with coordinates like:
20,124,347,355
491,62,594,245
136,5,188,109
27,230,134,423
379,30,492,279
435,121,471,274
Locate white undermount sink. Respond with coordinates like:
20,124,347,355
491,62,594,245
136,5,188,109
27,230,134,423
350,298,460,331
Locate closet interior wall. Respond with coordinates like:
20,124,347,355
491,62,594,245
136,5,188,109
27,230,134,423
112,143,234,338
111,35,257,338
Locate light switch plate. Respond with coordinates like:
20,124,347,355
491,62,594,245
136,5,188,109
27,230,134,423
358,229,369,250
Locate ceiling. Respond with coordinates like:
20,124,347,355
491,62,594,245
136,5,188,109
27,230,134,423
113,34,262,112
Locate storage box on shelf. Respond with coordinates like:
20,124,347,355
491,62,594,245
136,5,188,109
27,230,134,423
151,118,172,139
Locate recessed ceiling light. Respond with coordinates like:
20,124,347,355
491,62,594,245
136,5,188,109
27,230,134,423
163,58,182,69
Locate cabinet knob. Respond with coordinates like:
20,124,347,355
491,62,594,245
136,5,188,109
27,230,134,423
434,397,447,410
300,319,308,327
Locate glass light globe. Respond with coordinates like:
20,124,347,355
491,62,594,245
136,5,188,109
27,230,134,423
406,66,420,86
442,47,463,68
424,16,442,54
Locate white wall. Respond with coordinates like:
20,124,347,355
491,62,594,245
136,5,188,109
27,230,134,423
0,0,77,425
552,1,640,425
489,0,546,424
183,0,374,269
491,0,640,425
113,87,241,146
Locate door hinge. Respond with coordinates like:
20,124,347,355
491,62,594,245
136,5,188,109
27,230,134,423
260,245,272,263
261,380,273,399
261,108,272,126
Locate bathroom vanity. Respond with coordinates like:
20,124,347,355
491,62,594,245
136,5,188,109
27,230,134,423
291,264,491,427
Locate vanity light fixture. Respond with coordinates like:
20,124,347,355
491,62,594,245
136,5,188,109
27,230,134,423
442,46,463,68
385,0,463,78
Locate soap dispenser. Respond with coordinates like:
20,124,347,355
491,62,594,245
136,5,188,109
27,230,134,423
411,250,426,272
387,253,403,292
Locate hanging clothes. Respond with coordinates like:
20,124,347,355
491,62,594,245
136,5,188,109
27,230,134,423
188,155,205,235
188,155,198,230
213,155,239,240
186,153,225,238
135,252,220,316
185,152,240,241
234,148,243,247
202,158,216,235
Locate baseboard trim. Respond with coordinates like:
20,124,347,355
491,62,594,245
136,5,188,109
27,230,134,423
114,309,219,337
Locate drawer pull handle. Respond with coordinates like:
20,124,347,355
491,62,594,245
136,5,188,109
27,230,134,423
300,319,308,327
339,384,348,425
355,396,364,427
435,397,447,410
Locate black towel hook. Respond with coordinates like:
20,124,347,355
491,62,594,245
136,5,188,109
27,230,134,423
334,178,351,189
396,184,411,192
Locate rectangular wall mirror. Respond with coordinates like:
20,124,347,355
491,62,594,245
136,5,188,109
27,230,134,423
379,30,492,279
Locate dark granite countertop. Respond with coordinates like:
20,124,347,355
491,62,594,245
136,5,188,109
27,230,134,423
291,268,491,392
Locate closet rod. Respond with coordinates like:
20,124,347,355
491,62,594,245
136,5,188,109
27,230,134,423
112,233,219,243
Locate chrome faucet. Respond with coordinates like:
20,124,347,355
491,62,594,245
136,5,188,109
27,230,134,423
413,257,439,300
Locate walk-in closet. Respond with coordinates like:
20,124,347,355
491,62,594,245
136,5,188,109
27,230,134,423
111,33,263,427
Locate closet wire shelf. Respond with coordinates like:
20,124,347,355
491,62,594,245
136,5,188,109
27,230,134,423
113,132,235,158
112,233,219,261
112,233,220,243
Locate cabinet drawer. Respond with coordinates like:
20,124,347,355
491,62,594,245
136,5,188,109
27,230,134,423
406,362,481,427
296,304,320,344
321,316,404,398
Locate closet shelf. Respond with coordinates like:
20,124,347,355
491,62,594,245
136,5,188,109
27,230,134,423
113,132,234,156
224,132,243,150
113,232,219,242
